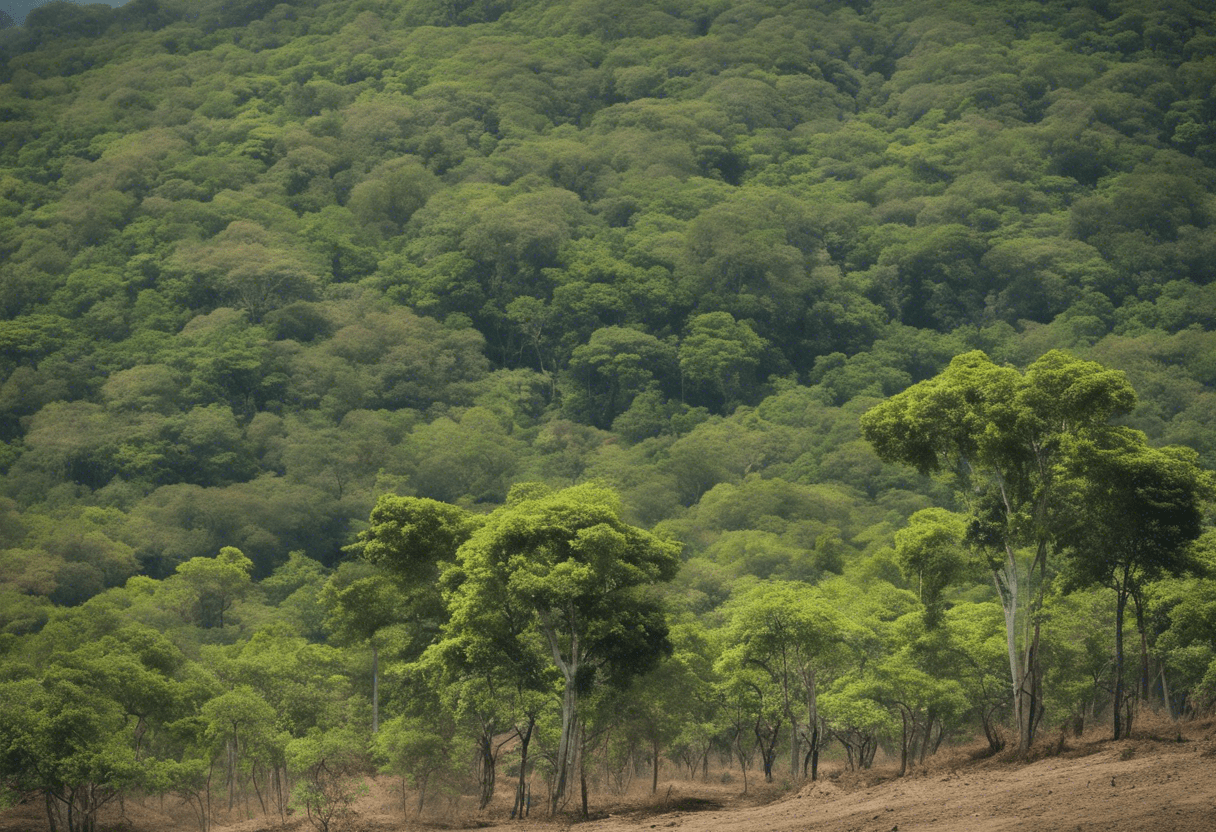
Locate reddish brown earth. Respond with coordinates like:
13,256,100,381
5,717,1215,832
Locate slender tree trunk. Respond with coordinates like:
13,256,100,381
1134,592,1150,705
1160,665,1173,719
919,709,936,765
993,552,1024,748
810,723,820,781
552,676,578,813
540,614,579,815
513,718,534,820
1017,545,1045,752
228,730,237,813
651,738,660,795
898,709,909,777
789,719,800,779
734,729,749,795
1114,587,1127,740
415,773,429,817
579,753,589,819
251,766,267,817
45,791,59,832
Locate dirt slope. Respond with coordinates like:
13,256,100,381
560,733,1216,832
4,721,1215,832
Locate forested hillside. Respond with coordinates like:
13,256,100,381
1,0,1215,828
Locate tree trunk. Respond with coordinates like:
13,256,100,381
651,738,660,795
919,709,936,765
734,730,749,795
788,720,800,780
1113,586,1127,740
579,757,589,820
898,709,909,777
551,676,578,813
756,719,780,783
478,731,496,810
227,730,237,813
993,551,1025,749
1133,592,1150,705
513,718,535,819
1160,665,1173,720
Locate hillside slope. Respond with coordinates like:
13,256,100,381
2,721,1213,832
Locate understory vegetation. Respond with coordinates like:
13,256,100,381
1,0,1215,829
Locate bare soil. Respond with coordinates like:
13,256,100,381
6,716,1216,832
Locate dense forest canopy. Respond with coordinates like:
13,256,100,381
1,0,1215,828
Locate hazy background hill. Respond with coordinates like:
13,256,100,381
0,0,1212,606
0,0,128,28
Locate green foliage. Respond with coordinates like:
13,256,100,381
286,728,368,832
0,0,1213,810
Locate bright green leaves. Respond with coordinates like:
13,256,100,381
349,495,479,579
453,484,678,621
1056,428,1209,598
894,508,968,627
861,349,1135,483
443,482,678,808
863,348,1142,748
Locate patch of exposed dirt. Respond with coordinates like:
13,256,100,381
5,718,1216,832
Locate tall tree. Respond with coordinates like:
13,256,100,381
441,483,679,814
861,349,1136,750
341,496,482,731
1056,431,1210,738
718,581,857,782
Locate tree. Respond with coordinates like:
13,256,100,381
174,547,254,629
718,581,857,782
341,496,482,731
943,602,1013,753
372,715,453,817
442,483,679,814
0,672,141,832
421,574,552,813
678,312,767,411
894,508,969,628
861,349,1136,750
563,327,677,428
200,685,278,814
1057,431,1210,738
322,566,404,734
285,728,367,832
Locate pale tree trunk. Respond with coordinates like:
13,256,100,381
540,611,581,815
734,728,749,795
552,675,578,813
1160,665,1173,719
993,548,1024,746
